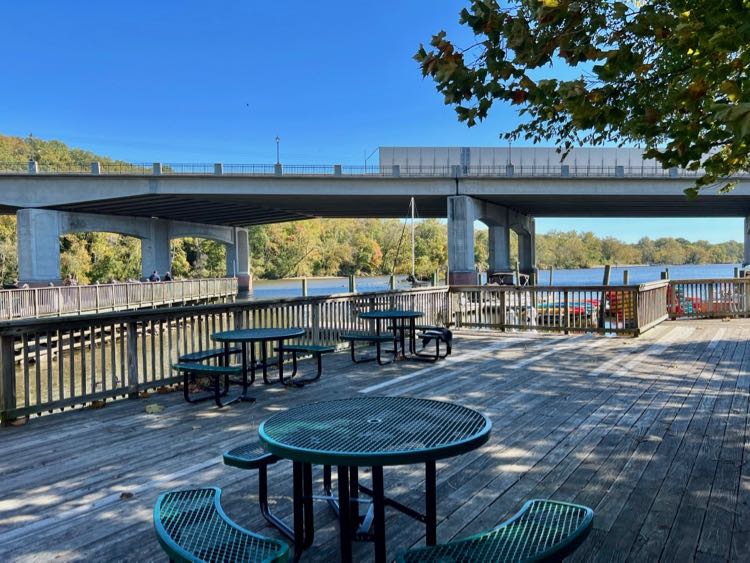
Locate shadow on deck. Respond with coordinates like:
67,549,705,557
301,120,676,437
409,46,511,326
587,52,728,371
1,319,749,562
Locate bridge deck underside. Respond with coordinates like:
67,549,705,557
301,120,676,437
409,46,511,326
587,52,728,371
45,193,750,224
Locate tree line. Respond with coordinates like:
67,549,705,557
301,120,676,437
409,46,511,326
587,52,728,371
0,212,741,286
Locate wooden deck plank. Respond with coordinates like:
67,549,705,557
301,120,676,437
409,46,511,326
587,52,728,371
1,320,750,562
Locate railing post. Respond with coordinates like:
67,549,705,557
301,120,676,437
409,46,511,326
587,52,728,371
478,288,484,327
499,290,506,332
312,302,321,345
126,321,139,398
563,290,570,335
214,163,223,175
95,285,100,311
0,334,17,425
77,286,82,314
634,287,642,334
232,311,244,330
28,160,39,174
33,289,39,318
153,162,162,175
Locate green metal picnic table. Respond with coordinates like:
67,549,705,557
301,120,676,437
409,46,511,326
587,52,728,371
358,309,424,360
212,327,306,393
259,396,492,563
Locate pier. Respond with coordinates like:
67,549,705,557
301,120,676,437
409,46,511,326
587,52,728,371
1,316,749,561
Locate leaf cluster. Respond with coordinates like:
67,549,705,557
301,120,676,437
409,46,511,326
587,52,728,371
415,0,750,193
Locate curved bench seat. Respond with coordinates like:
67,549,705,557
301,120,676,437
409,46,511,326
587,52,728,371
396,499,593,562
153,487,289,563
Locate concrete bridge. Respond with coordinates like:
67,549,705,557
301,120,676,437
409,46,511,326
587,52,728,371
2,147,749,287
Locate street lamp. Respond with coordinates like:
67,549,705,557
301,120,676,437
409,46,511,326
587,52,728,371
275,136,281,164
364,147,378,171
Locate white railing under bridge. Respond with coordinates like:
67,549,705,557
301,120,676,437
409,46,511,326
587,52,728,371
0,278,238,320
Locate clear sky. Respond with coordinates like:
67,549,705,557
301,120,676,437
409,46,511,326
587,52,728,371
0,1,741,243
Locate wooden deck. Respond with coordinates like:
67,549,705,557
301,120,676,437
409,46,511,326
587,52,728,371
1,319,749,562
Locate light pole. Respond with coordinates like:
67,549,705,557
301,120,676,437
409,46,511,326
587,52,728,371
364,147,378,171
275,136,280,164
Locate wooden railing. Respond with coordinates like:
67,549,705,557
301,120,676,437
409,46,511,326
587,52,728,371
449,281,669,336
0,278,238,320
0,287,449,422
668,278,750,319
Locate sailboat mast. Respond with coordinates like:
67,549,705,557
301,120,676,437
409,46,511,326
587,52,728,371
410,197,415,278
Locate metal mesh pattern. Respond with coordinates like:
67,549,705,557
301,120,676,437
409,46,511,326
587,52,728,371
261,397,490,465
155,488,286,562
359,310,424,319
224,442,279,469
399,500,592,562
212,328,306,343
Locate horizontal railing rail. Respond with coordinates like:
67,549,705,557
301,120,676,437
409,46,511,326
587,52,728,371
668,278,750,319
0,161,741,179
0,278,238,320
0,287,450,422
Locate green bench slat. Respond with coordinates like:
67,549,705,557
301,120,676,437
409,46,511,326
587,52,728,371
173,363,242,375
224,441,280,470
178,347,241,362
274,344,336,353
396,499,593,563
340,332,393,343
154,487,289,563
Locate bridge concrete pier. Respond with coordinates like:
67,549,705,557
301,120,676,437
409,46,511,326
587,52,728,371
16,209,251,292
447,195,536,285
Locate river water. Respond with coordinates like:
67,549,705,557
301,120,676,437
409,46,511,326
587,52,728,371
251,263,742,299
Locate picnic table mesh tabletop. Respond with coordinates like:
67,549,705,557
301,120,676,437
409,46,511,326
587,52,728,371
212,328,306,342
259,396,491,467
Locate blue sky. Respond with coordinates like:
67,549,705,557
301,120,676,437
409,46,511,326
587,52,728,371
0,1,741,243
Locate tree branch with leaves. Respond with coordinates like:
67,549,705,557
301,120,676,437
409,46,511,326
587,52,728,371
415,0,750,196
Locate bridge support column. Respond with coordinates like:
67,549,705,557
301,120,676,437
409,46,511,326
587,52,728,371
141,220,171,279
447,196,478,285
226,227,251,294
488,224,511,273
517,217,536,275
17,209,62,286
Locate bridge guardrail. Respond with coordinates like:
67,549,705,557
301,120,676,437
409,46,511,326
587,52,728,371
0,161,731,178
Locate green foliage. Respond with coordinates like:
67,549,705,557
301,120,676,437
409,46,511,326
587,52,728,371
0,134,232,284
535,230,742,268
415,0,750,193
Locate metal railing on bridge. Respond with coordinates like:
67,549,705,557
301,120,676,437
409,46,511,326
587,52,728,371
0,161,740,179
0,278,238,320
